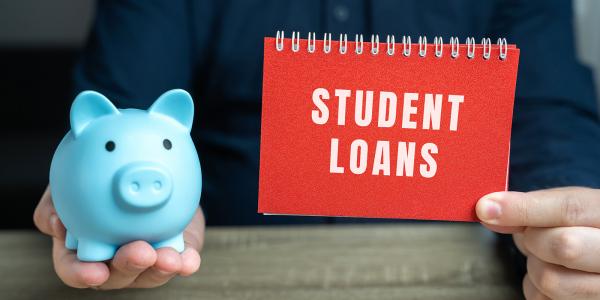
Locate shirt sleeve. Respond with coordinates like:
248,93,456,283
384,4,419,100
72,0,195,108
490,0,600,191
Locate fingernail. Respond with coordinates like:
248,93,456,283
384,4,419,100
478,197,502,224
49,214,58,233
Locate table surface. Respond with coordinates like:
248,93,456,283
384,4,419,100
1,224,523,300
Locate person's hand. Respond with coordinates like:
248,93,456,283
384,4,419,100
33,186,204,289
476,187,600,300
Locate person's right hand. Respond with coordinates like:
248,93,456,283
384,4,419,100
33,186,205,289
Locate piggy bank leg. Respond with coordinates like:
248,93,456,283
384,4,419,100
76,238,117,262
65,231,78,250
153,232,184,252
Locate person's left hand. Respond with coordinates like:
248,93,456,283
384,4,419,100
477,187,600,300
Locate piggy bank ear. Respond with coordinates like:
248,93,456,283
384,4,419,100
148,89,194,131
70,91,120,137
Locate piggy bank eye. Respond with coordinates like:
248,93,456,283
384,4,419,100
105,140,116,152
163,139,172,150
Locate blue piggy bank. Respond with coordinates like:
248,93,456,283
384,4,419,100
49,89,202,262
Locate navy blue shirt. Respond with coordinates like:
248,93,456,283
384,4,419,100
74,0,600,226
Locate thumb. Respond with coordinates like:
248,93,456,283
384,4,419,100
476,192,525,234
34,186,66,240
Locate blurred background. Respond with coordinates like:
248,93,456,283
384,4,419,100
0,0,599,229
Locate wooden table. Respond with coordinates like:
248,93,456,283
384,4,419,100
0,224,523,300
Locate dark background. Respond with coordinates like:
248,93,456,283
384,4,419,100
0,0,94,229
1,0,599,230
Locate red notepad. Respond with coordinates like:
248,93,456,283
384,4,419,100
259,33,520,222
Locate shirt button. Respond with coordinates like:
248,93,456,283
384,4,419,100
333,5,350,22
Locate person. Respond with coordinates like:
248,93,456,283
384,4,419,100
33,0,600,298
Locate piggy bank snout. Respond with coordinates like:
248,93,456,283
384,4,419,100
114,162,173,210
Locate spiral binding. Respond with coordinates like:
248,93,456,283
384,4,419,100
275,31,509,60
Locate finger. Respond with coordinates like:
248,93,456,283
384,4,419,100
523,274,551,300
95,241,157,290
176,209,205,277
179,247,201,277
527,255,600,300
130,247,182,288
34,186,65,239
523,226,600,273
52,237,109,288
178,208,205,277
513,232,530,256
476,187,600,228
183,208,206,252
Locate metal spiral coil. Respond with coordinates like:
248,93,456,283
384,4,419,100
275,31,510,60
